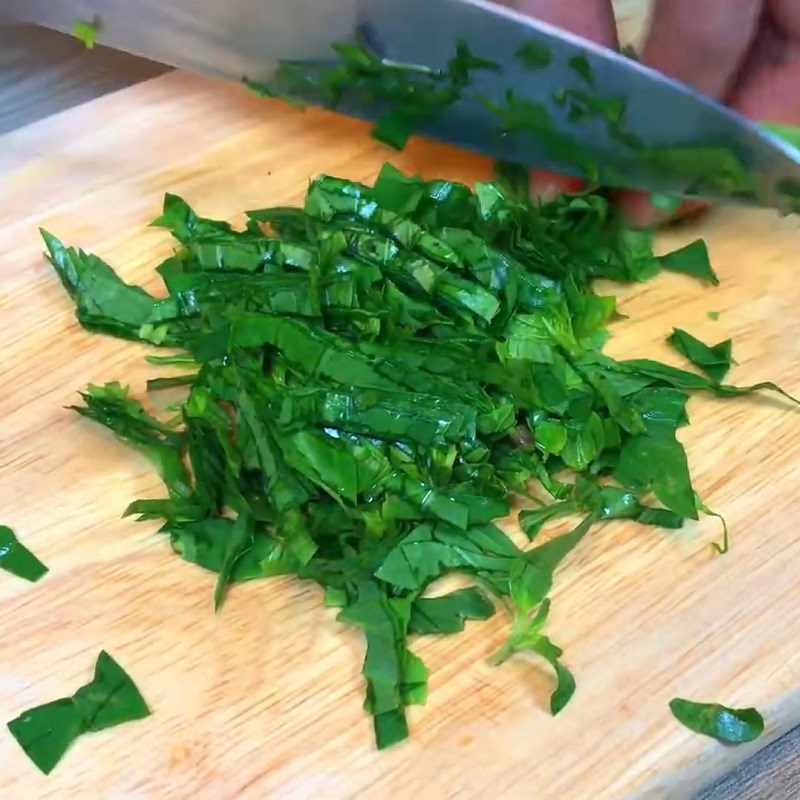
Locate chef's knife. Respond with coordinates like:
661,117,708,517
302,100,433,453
7,0,800,210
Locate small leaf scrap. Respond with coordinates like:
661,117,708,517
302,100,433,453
0,525,48,582
660,239,719,285
669,698,764,744
667,328,733,384
72,19,99,49
7,651,150,774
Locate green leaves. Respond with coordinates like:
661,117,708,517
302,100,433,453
150,193,233,243
71,382,190,498
515,40,553,69
42,230,177,343
248,40,497,150
615,435,697,519
338,581,427,749
659,239,719,285
408,588,495,635
0,526,48,582
490,516,595,715
7,651,150,774
45,162,797,751
668,329,732,383
490,598,576,715
374,522,521,593
72,19,99,49
669,698,764,744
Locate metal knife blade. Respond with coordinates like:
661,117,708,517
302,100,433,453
8,0,800,210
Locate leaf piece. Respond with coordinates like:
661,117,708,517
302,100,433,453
7,652,150,774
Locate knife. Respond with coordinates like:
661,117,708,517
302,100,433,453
7,0,800,210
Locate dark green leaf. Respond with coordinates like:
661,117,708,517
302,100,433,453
408,587,495,634
615,434,697,519
338,581,427,749
0,525,48,582
567,54,594,85
509,515,595,612
669,698,764,744
42,230,177,343
213,506,254,610
518,501,574,541
667,328,732,383
490,598,576,715
515,40,552,69
46,160,798,752
150,193,233,243
659,239,719,285
7,651,149,774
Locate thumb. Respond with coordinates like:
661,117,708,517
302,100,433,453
619,0,763,226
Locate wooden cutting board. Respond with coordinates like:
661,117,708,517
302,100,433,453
1,70,800,800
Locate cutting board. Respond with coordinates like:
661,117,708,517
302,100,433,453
2,70,800,800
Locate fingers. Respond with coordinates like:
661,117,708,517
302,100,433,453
617,0,763,226
642,0,764,98
498,0,618,199
500,0,619,47
725,3,800,124
616,190,710,228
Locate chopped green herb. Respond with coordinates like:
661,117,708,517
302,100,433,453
639,145,753,197
515,40,553,69
659,239,719,285
669,698,764,744
7,651,150,774
490,515,594,716
695,493,730,555
0,525,48,582
552,87,640,148
408,587,495,635
45,165,796,749
245,40,497,150
667,328,733,384
707,311,720,321
567,54,594,86
72,19,99,50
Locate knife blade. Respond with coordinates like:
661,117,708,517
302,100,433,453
8,0,800,210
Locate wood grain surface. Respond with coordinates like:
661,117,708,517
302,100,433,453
1,70,800,800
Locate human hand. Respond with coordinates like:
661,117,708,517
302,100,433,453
499,0,800,225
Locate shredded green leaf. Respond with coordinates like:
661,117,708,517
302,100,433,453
7,651,150,774
515,40,553,70
668,328,732,384
72,19,99,50
45,164,796,749
567,54,594,86
244,40,497,150
659,239,719,285
669,698,764,744
0,525,48,582
695,493,731,555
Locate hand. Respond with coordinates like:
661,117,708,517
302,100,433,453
499,0,800,225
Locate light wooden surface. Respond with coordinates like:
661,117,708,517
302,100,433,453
2,68,800,800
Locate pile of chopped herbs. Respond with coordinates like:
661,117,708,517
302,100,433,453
41,163,796,749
